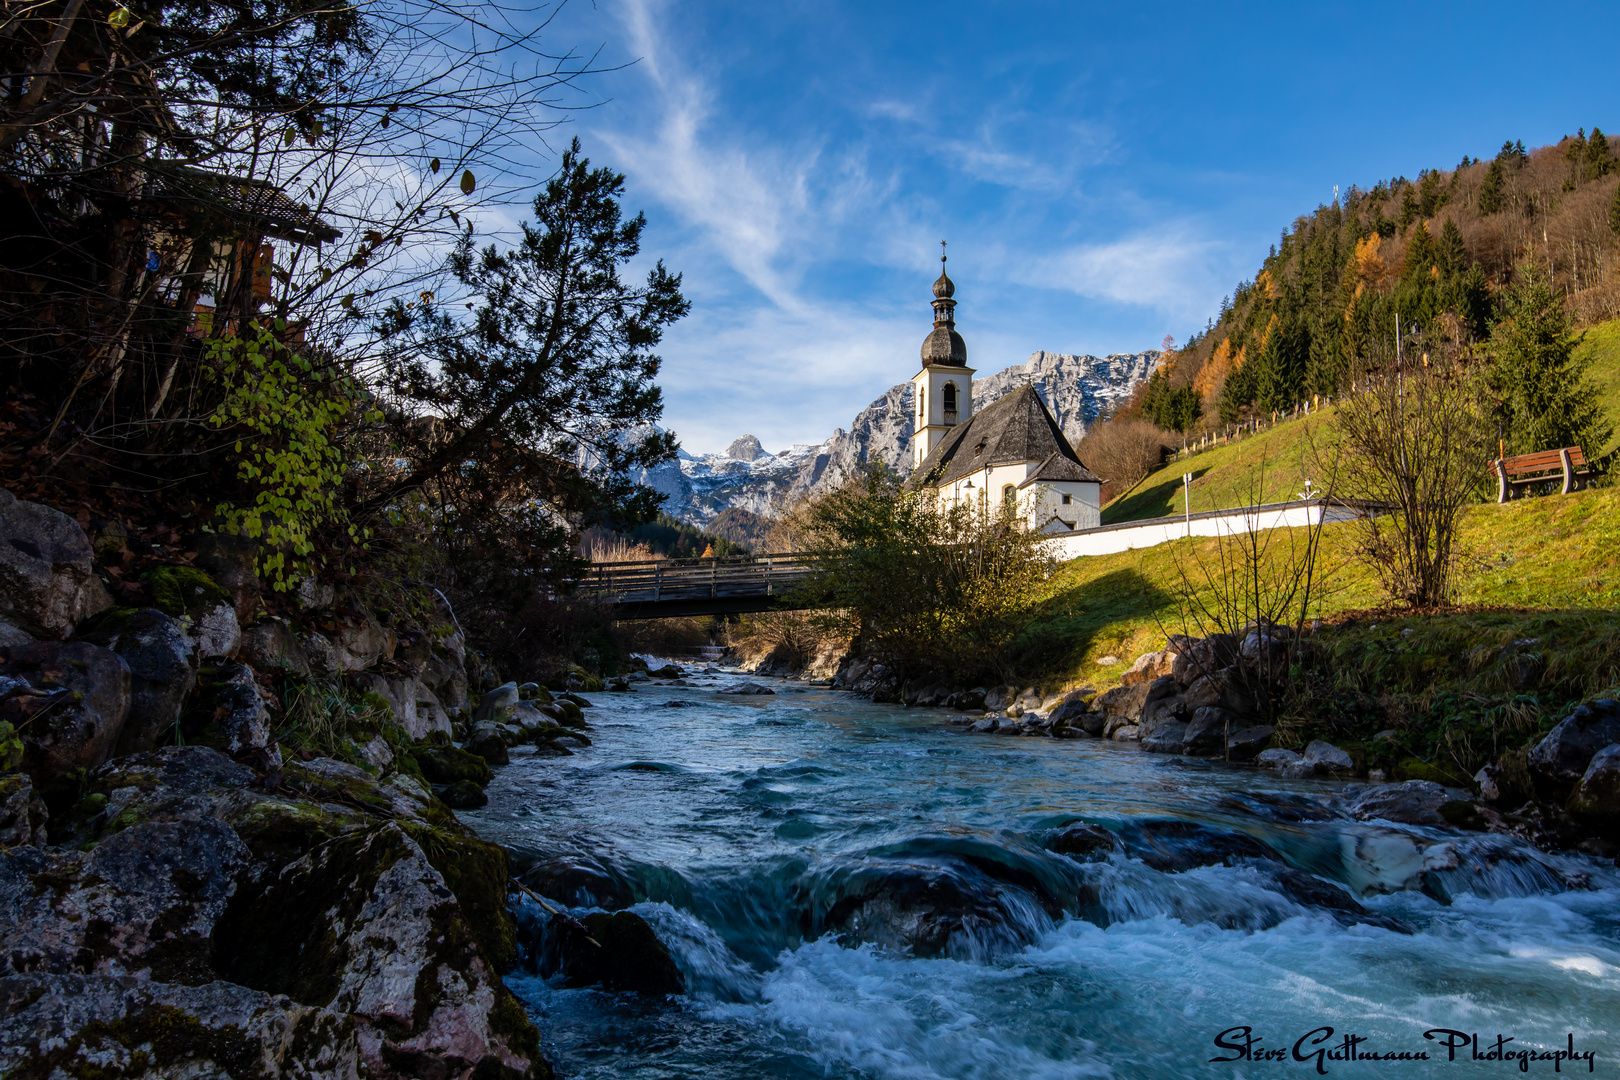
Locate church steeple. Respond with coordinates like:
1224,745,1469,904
920,242,967,368
911,242,974,468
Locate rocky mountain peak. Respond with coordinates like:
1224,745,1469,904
725,434,767,462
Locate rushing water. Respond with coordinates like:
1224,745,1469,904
464,668,1620,1079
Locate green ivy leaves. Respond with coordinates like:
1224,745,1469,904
205,322,360,590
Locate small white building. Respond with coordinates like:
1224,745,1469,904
905,257,1103,532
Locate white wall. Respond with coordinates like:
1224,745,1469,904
1048,500,1366,560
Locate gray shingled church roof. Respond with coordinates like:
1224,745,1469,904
908,384,1102,490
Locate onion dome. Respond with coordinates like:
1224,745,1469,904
920,246,966,367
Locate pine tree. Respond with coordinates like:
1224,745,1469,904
1592,127,1613,178
1488,259,1612,455
1478,159,1506,215
1437,218,1468,275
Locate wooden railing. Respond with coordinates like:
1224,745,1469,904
575,552,816,608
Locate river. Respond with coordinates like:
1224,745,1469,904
464,667,1620,1079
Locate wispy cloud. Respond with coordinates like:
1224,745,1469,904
1013,225,1242,324
597,0,824,309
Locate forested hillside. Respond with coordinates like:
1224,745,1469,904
1127,129,1620,447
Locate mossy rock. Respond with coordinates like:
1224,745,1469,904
141,565,231,620
397,821,516,972
552,701,587,729
227,798,357,869
409,743,493,787
440,780,488,809
1394,757,1472,788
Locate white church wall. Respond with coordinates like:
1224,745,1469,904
1047,500,1367,560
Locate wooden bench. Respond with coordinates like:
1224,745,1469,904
1488,446,1593,502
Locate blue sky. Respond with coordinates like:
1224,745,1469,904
532,0,1619,455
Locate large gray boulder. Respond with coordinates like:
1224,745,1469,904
1528,699,1620,787
0,488,111,639
1120,649,1175,687
1183,665,1260,717
215,823,540,1079
186,664,277,766
80,608,198,756
0,818,250,983
1303,740,1354,773
1093,679,1152,723
0,640,130,787
1225,724,1275,761
1170,634,1238,687
239,618,313,676
1568,743,1620,819
472,681,521,726
331,609,391,671
420,646,469,715
1342,780,1449,826
1182,706,1238,756
0,973,362,1079
1136,676,1187,738
353,672,452,740
1140,719,1189,753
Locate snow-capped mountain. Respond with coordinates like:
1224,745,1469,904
639,349,1158,526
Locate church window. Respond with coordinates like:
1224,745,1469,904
1062,494,1072,505
1002,484,1016,506
943,382,958,424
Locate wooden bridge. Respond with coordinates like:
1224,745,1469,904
575,552,818,619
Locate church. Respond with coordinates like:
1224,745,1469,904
905,253,1103,533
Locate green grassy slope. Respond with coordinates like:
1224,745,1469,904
1101,410,1338,524
1027,484,1620,692
1578,316,1620,455
1103,314,1620,526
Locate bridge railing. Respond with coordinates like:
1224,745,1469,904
574,552,817,606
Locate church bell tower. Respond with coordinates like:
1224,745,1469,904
911,243,974,469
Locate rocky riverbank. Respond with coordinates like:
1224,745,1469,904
0,485,580,1078
827,628,1620,863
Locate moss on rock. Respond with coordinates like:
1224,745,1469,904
141,566,231,620
409,743,492,787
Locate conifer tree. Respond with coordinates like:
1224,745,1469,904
1437,218,1468,275
1487,259,1612,456
1478,160,1506,214
1588,127,1611,177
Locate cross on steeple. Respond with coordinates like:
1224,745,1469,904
940,239,947,264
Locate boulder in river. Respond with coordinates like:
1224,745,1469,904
1115,819,1280,873
1255,748,1302,769
718,682,775,696
1045,822,1119,861
1341,780,1450,826
1303,740,1354,773
1568,743,1620,819
1528,699,1620,788
542,909,685,995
